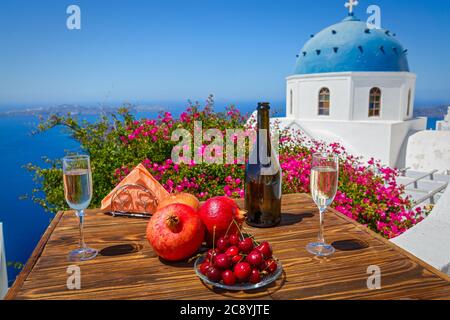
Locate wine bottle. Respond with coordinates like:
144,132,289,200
245,102,282,228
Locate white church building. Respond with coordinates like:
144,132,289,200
276,3,427,168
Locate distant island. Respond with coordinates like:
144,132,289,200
0,103,447,119
0,104,168,117
414,105,448,118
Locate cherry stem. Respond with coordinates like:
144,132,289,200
240,224,260,246
231,219,245,240
212,226,216,252
224,219,234,237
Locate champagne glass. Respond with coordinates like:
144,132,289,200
63,155,98,262
306,153,339,257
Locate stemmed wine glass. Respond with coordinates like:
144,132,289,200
63,155,98,262
306,153,339,257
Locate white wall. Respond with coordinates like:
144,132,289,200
406,131,450,173
391,187,450,275
390,119,427,168
287,74,351,120
275,117,427,168
351,73,416,121
287,72,417,122
285,71,423,168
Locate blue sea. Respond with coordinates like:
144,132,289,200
0,110,442,286
0,115,76,286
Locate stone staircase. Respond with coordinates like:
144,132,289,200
397,170,450,209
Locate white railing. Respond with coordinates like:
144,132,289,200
403,170,438,188
413,183,449,206
0,222,8,300
398,169,449,207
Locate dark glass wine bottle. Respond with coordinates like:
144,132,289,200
245,102,282,228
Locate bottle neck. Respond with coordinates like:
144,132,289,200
257,108,271,161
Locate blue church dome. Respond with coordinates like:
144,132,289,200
294,15,410,75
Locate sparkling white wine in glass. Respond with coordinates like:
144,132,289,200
310,166,338,210
63,169,92,211
306,153,339,257
63,155,98,262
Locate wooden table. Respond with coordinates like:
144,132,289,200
6,194,450,300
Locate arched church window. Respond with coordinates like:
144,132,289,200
318,88,330,116
369,87,381,117
407,89,412,117
290,90,293,115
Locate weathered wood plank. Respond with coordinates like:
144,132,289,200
6,194,450,300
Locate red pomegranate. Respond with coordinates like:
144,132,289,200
198,196,246,245
146,204,204,262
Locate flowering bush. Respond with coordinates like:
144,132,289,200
27,96,426,239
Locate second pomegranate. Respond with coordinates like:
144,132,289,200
198,196,246,245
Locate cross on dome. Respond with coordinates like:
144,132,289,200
345,0,359,14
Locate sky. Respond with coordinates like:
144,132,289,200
0,0,450,108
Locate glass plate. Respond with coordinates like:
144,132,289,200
194,254,283,291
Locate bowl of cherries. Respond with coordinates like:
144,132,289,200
194,233,282,291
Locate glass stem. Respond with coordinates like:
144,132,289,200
318,208,326,244
77,210,87,250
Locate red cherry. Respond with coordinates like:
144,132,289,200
222,270,236,286
229,234,240,246
200,261,212,275
234,262,252,282
249,269,261,284
231,255,243,265
238,238,254,254
257,241,273,259
214,254,231,270
216,237,230,252
225,246,239,257
259,260,267,270
265,260,278,274
246,250,263,267
206,267,222,282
